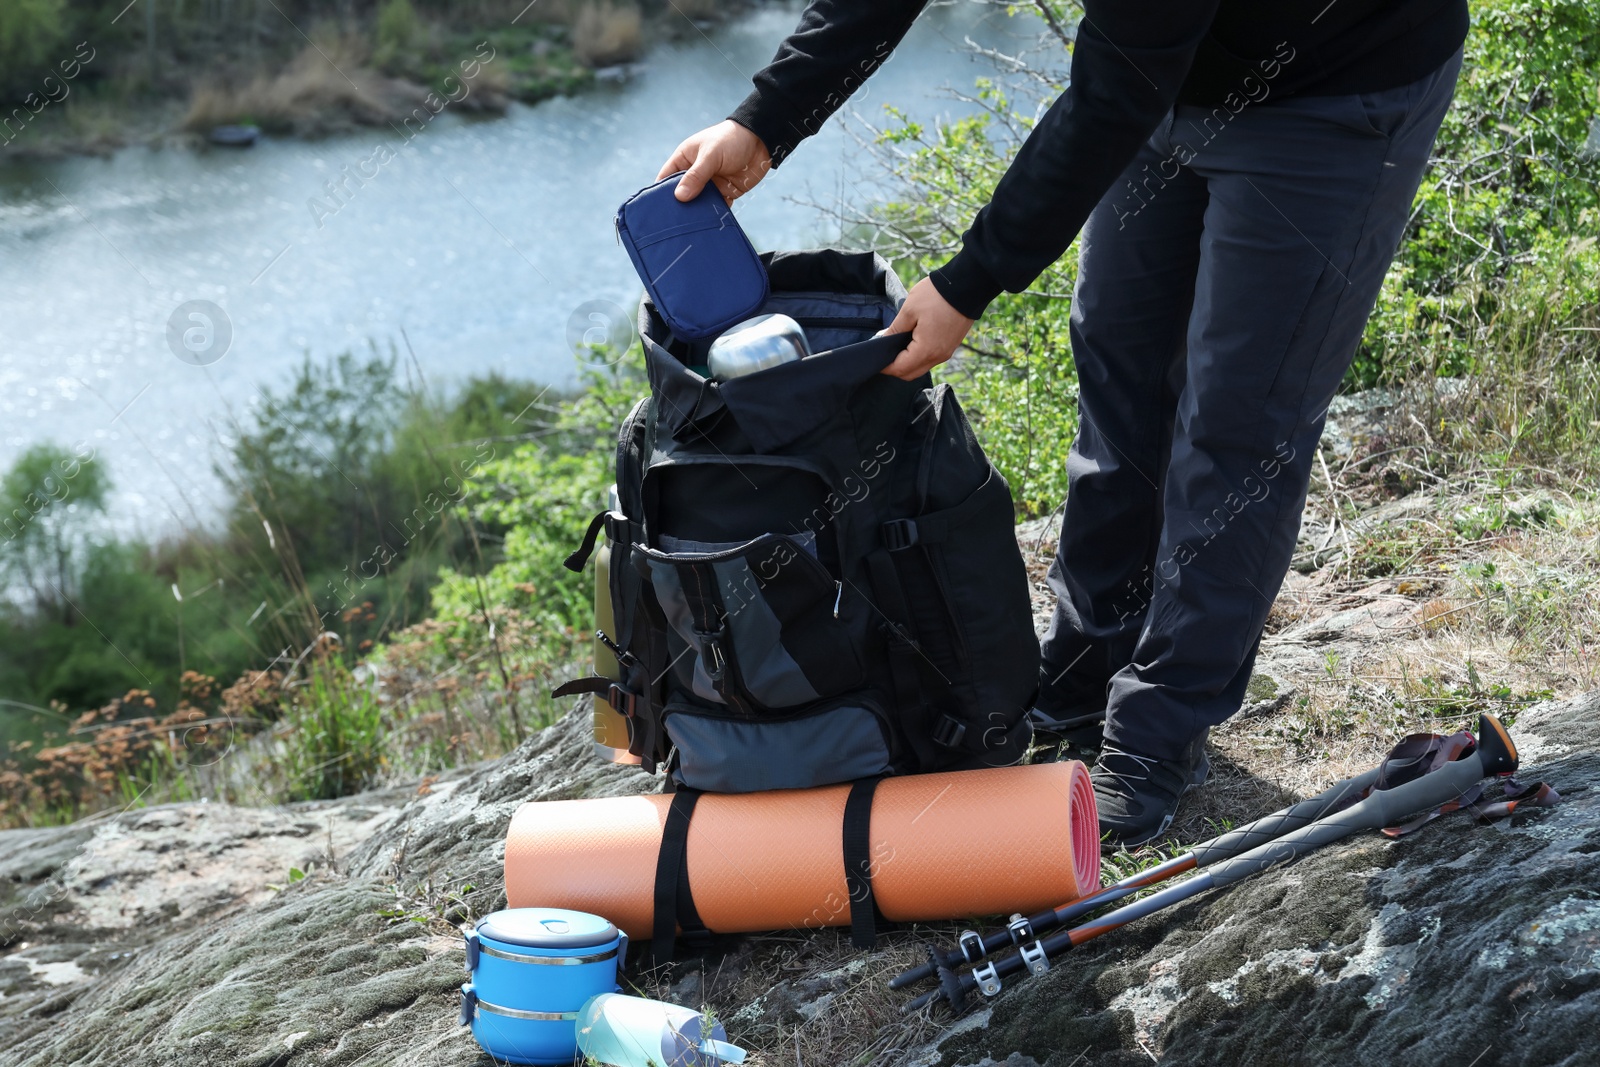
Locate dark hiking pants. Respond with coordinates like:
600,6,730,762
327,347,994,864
1036,49,1463,763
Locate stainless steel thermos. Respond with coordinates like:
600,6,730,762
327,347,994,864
706,314,809,380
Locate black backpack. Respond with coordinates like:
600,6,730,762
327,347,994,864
558,250,1038,792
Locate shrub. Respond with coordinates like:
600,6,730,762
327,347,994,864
573,1,643,67
374,0,423,72
0,0,67,103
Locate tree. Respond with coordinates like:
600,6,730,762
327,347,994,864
0,442,109,624
0,0,68,103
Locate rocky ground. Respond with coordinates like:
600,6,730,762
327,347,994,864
3,393,1597,1065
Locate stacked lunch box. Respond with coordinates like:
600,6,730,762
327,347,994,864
460,907,626,1065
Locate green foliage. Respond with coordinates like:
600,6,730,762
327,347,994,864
0,0,67,100
272,661,385,801
374,0,423,71
428,357,643,639
0,355,550,719
939,292,1080,517
0,441,108,621
874,88,1081,516
1354,0,1600,383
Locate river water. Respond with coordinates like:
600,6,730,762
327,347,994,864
0,1,1042,534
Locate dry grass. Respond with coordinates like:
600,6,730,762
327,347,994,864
1014,424,1598,864
572,1,644,67
1206,469,1596,818
629,932,944,1067
181,36,418,137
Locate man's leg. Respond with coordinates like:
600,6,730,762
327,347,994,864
1096,51,1463,844
1036,129,1208,730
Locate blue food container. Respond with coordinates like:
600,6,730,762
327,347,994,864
459,908,627,1065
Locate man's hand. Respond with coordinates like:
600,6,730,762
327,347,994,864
880,277,976,380
657,121,773,203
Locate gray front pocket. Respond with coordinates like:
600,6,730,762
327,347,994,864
664,698,893,792
640,533,861,714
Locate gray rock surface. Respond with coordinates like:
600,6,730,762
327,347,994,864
1,630,1594,1065
0,708,657,1067
917,691,1599,1067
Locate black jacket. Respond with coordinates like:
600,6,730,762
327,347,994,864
729,0,1468,318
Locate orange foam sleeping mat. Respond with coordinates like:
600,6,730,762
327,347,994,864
505,761,1100,940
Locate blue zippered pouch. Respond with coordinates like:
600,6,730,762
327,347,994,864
615,174,769,341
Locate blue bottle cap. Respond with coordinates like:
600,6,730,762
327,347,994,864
476,908,619,950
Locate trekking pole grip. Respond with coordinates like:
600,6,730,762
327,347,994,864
1207,713,1518,890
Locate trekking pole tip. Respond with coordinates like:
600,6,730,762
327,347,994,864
888,962,930,990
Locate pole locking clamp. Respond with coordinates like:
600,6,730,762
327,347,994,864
1019,940,1050,977
958,929,985,963
972,960,1002,997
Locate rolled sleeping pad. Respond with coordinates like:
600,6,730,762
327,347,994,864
505,761,1100,941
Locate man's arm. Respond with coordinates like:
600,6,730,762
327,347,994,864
659,1,1220,377
727,0,929,168
659,1,926,201
930,4,1219,319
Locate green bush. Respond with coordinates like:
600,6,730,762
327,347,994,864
0,0,67,102
864,0,1600,506
1356,0,1600,384
374,0,423,72
271,660,385,801
872,84,1082,516
0,354,552,718
428,357,642,639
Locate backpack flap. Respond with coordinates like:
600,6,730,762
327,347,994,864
616,174,769,340
717,331,915,453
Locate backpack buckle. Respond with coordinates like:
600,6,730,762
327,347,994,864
606,683,639,720
933,715,968,749
694,630,727,679
881,518,919,551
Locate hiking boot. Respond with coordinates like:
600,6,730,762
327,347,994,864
1028,707,1105,764
1092,731,1211,851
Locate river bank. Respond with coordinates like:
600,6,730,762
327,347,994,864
0,0,1033,542
0,0,751,163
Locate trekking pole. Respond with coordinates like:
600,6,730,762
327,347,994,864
905,713,1519,1014
888,762,1384,991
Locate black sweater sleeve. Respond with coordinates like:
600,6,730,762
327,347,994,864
728,0,928,168
932,7,1217,316
729,1,1220,319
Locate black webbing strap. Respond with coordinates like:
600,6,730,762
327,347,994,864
548,675,638,719
564,510,610,572
881,468,1005,552
843,777,886,948
651,787,709,965
674,560,749,714
550,675,609,699
863,550,938,770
